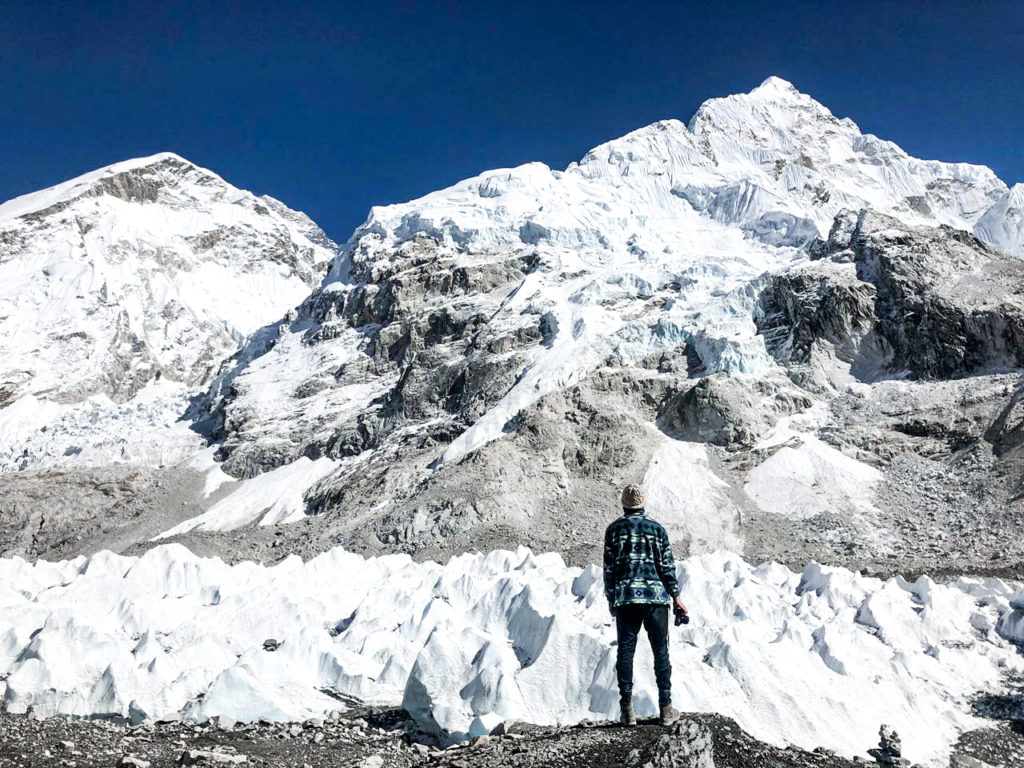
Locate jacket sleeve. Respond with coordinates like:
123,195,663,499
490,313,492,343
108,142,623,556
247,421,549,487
603,526,616,607
655,526,681,598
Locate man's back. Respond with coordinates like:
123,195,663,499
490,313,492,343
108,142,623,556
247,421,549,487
603,510,679,608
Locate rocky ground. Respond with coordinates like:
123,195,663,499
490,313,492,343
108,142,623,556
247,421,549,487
1,700,1020,768
3,421,1022,583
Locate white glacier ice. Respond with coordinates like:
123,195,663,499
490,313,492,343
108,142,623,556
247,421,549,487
0,544,1021,766
975,183,1024,259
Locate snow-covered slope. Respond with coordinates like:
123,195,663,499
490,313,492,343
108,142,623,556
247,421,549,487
339,76,1006,270
976,183,1024,259
0,152,336,469
0,545,1021,766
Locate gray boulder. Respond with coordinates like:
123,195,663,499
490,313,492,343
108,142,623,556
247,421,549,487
626,718,715,768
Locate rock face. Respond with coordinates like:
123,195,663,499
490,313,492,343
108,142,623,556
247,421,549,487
821,210,1024,379
0,153,336,470
660,373,812,449
761,209,1024,384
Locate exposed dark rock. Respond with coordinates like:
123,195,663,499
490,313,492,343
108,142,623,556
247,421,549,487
866,724,909,768
764,209,1024,385
626,718,715,768
2,707,934,768
660,374,811,449
757,262,878,373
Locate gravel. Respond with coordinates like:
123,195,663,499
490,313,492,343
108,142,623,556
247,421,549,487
1,704,1020,768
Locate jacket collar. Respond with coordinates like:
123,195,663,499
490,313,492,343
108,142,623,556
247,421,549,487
623,507,646,517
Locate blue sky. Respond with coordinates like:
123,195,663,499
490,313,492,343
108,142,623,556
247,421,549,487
2,0,1021,241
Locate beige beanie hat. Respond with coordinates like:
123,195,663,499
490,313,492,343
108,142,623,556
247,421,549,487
621,483,645,510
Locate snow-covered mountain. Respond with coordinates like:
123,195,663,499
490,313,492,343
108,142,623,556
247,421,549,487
183,77,1023,576
1,78,1021,573
0,153,336,470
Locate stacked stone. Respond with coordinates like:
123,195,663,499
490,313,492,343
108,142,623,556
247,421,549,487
867,725,910,767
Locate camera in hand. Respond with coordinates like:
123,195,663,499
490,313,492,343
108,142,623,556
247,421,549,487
673,605,689,626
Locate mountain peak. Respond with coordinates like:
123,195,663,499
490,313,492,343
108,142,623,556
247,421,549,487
102,151,193,172
0,151,337,467
752,75,799,94
0,152,216,223
688,76,837,139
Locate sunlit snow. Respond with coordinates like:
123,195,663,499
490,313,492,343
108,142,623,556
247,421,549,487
0,545,1020,766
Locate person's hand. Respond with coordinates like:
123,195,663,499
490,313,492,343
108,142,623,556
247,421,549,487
673,596,688,615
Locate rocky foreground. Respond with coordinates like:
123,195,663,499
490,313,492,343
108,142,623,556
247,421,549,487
0,703,1021,768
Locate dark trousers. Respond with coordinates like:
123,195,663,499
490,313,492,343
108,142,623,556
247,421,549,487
615,603,671,707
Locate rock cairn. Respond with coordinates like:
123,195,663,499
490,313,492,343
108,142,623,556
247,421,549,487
866,725,910,768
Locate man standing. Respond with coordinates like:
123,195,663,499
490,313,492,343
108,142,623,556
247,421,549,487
603,483,688,727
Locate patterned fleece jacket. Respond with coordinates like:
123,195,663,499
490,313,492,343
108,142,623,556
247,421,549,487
603,509,680,609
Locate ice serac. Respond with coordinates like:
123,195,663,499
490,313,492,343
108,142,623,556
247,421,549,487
975,183,1024,259
194,78,1023,574
0,152,336,470
0,544,1021,767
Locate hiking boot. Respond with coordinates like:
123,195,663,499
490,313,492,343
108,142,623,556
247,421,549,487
619,700,637,727
659,705,679,726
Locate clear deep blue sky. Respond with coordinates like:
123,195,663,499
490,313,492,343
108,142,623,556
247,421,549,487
2,1,1022,242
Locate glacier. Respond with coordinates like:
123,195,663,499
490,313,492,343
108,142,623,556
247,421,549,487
0,544,1021,766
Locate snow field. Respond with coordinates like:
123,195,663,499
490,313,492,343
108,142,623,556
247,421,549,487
0,384,206,471
745,414,883,524
153,456,341,537
1,545,1021,766
642,435,741,552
